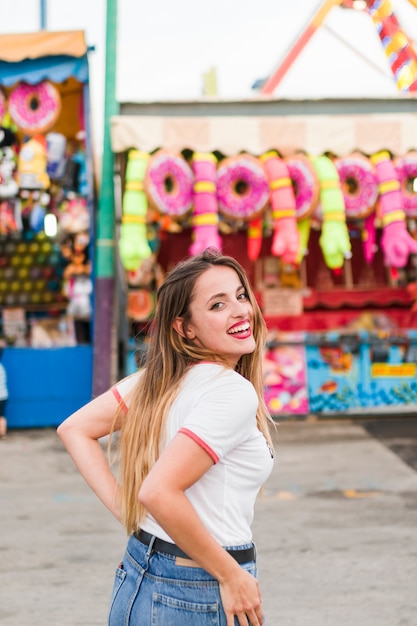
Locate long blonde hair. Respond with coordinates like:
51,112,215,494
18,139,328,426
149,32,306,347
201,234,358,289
116,249,273,534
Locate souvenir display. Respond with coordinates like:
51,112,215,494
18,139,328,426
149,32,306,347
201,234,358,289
0,30,97,431
119,142,417,419
120,148,417,335
0,78,91,346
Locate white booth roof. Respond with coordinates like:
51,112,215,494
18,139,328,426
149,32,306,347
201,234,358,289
110,112,417,156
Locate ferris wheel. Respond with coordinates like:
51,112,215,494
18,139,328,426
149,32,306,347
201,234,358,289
260,0,417,94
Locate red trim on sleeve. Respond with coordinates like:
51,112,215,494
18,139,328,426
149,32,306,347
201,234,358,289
179,427,219,464
112,387,128,414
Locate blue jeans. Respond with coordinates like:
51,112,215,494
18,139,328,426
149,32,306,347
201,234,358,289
108,533,258,625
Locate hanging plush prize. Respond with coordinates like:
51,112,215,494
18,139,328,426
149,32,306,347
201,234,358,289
189,152,222,256
119,149,152,271
260,151,300,264
371,150,417,268
9,81,61,136
312,155,351,270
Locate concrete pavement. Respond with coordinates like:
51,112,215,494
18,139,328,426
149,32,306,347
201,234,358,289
1,420,416,625
254,420,417,626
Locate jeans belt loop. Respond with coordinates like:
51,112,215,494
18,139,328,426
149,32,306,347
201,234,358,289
145,533,156,558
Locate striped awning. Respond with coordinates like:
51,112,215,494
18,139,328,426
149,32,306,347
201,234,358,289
0,31,87,62
0,31,89,87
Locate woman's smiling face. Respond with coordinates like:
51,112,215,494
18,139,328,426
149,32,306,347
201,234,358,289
176,265,256,368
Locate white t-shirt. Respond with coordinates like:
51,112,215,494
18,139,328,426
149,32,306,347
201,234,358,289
113,363,274,546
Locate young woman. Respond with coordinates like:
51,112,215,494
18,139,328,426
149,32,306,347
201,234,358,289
57,249,275,626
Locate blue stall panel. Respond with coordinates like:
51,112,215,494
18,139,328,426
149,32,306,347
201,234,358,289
363,330,417,409
306,330,417,415
3,346,93,428
306,332,366,414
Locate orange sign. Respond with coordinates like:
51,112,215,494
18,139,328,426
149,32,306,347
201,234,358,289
371,363,416,378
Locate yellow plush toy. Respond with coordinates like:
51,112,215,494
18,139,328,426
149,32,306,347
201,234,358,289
17,135,50,190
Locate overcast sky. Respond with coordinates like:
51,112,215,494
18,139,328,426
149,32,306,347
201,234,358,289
2,0,417,150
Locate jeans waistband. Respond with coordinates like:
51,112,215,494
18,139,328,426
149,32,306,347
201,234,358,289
134,529,255,565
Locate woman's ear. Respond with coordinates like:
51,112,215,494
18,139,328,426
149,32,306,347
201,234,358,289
173,317,186,338
173,317,196,340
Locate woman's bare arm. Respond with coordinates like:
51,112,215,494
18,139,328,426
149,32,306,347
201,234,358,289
57,390,122,521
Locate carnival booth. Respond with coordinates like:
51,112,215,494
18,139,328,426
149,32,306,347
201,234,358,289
0,31,95,427
110,104,417,417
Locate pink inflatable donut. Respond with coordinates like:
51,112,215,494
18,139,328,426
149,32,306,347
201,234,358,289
334,153,378,220
285,154,319,220
216,154,269,220
9,81,61,135
145,149,194,217
395,151,417,218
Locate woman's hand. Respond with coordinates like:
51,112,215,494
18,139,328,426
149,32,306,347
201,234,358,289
219,567,264,626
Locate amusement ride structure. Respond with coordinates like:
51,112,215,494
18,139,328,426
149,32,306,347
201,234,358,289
260,0,417,95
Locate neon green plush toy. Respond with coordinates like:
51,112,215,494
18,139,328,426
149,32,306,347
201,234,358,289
296,217,311,264
119,150,152,271
313,155,351,270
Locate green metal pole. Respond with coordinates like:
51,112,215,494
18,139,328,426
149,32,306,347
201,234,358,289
93,0,120,396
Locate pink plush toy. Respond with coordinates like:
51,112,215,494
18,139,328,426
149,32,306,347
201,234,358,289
371,150,417,268
395,152,417,218
189,152,222,256
286,153,319,221
381,220,417,268
362,212,377,265
260,151,300,264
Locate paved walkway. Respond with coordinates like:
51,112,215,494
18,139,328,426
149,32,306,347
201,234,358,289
1,420,416,625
